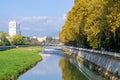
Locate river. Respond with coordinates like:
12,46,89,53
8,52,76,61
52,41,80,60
18,46,102,80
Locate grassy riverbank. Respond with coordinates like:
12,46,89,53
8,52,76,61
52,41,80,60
0,46,43,80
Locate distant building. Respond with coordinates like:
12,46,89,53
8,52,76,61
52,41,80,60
9,21,21,36
29,36,47,45
37,36,47,42
52,37,59,40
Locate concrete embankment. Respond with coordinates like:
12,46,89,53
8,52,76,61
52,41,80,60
0,45,42,51
63,46,120,80
0,46,16,50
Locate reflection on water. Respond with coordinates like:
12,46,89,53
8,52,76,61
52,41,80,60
18,54,62,80
59,58,88,80
69,58,103,80
18,47,89,80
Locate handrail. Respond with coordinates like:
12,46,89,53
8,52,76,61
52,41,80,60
63,46,120,58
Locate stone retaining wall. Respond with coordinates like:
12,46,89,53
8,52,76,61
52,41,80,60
63,46,120,79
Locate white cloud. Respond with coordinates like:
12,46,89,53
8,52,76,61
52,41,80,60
11,16,65,36
63,14,67,20
21,16,48,22
0,16,65,36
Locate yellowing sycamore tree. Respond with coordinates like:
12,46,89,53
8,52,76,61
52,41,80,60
60,0,120,51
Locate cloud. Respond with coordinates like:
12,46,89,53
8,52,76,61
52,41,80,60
8,16,66,36
63,14,67,20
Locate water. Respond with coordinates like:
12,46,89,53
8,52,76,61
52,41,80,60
18,46,101,80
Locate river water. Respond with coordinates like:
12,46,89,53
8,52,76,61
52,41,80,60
18,46,102,80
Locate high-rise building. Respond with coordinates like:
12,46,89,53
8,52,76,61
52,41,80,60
9,21,21,36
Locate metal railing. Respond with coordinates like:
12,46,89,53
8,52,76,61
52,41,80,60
63,46,120,58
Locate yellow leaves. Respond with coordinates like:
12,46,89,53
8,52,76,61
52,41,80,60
109,13,120,33
116,13,120,27
60,0,120,50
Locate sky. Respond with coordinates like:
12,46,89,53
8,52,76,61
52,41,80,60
0,0,74,37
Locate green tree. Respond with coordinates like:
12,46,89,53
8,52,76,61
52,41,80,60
46,37,53,42
12,34,24,45
23,36,31,45
0,32,10,46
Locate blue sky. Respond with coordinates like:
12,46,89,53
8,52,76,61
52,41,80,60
0,0,74,37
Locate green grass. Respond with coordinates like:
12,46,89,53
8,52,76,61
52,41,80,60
0,46,43,80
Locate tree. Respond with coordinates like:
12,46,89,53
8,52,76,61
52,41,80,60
0,32,10,46
12,34,24,45
23,36,31,45
46,37,53,42
60,0,120,52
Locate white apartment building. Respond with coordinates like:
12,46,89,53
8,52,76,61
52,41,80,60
9,21,21,36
